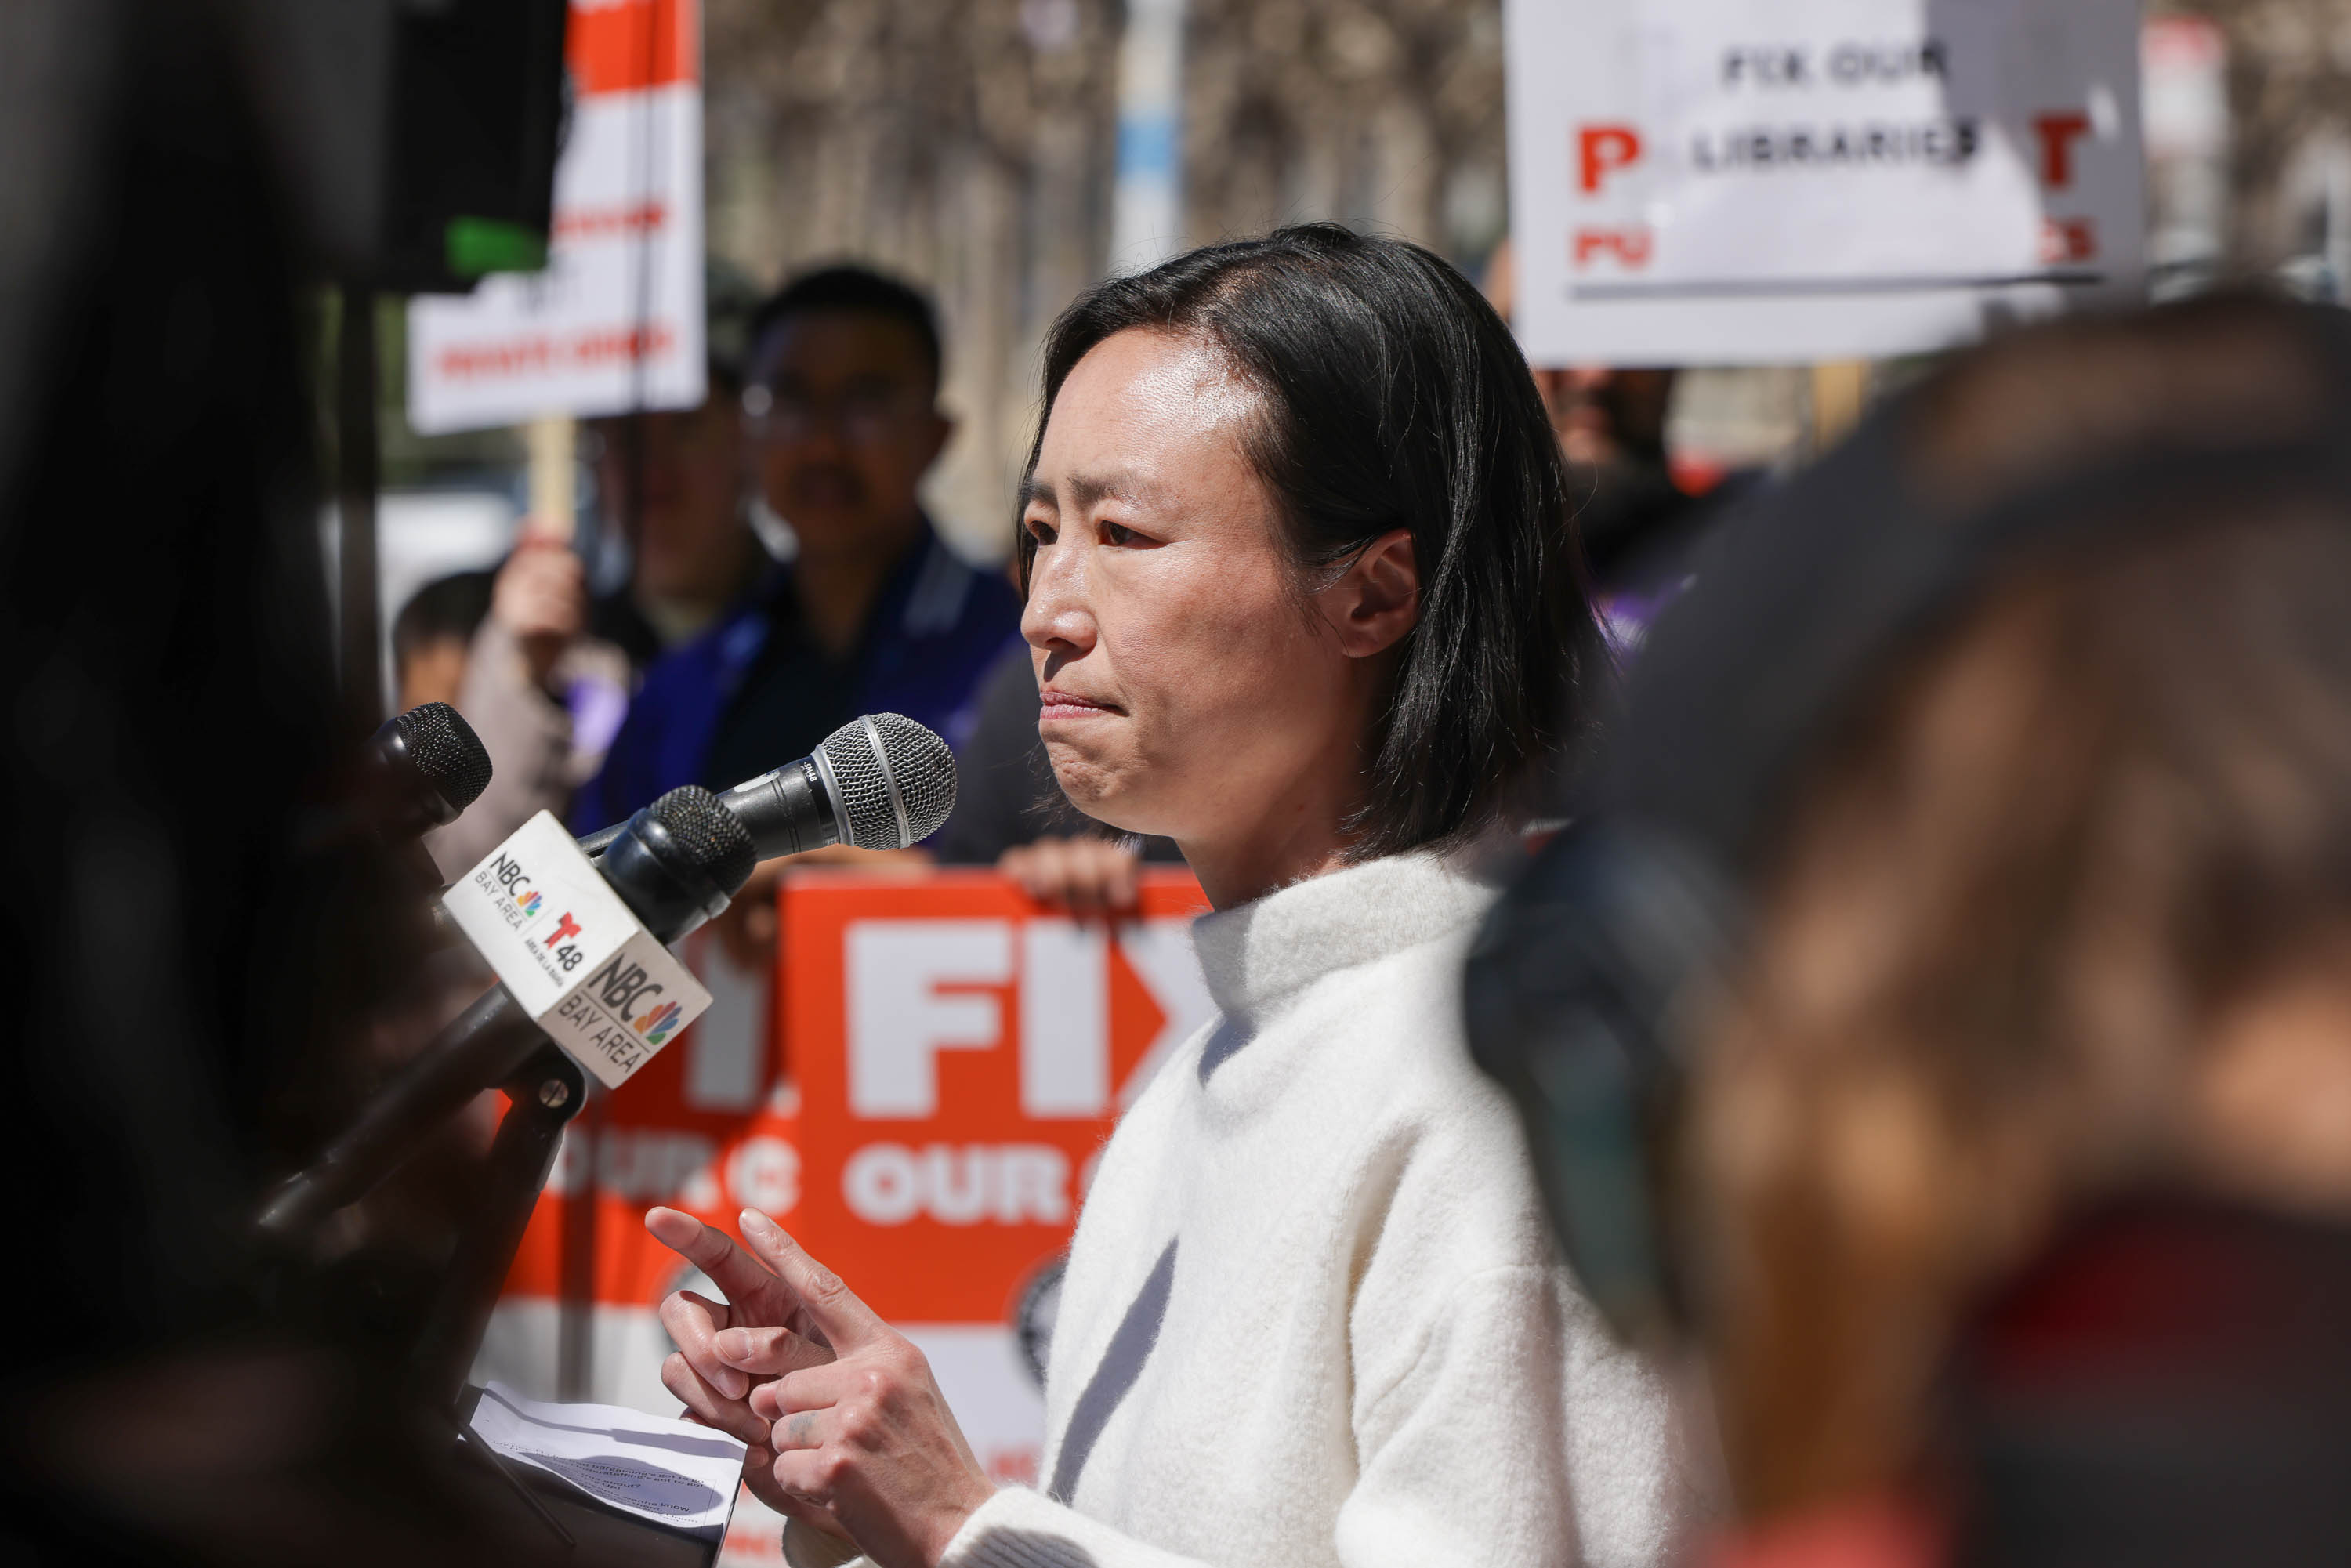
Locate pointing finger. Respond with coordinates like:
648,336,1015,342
646,1206,792,1316
735,1209,884,1351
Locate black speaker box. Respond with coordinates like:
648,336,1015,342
234,0,570,294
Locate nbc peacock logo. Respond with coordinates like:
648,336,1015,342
514,889,545,918
633,1000,683,1045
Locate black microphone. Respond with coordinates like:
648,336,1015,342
304,703,493,877
255,784,756,1246
354,701,494,901
370,701,494,838
578,712,958,861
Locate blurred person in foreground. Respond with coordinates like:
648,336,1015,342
1498,297,2351,1567
0,2,573,1560
425,267,771,875
639,226,1702,1568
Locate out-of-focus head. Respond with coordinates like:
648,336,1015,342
1534,364,1675,472
1473,296,2351,1537
391,570,494,711
741,264,951,564
1690,304,2351,1520
1480,237,1675,477
1694,505,2351,1520
588,262,765,609
1016,223,1602,871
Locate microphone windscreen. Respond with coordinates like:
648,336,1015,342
393,701,493,811
644,784,758,897
817,714,957,849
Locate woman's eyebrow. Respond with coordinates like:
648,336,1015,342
1065,469,1164,512
1021,468,1167,514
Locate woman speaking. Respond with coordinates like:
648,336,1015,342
647,225,1699,1568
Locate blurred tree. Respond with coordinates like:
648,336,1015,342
703,0,1508,559
2166,0,2351,274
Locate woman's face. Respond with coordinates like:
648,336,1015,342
1020,328,1402,858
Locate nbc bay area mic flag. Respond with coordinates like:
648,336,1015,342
440,811,712,1090
1504,0,2146,364
408,0,706,433
472,868,1216,1508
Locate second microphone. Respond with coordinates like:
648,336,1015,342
578,712,958,861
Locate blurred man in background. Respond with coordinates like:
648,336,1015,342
574,265,1022,964
1534,364,1697,582
1483,237,1752,650
577,265,1020,831
425,268,771,875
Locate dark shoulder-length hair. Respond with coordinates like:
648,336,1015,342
1017,222,1602,859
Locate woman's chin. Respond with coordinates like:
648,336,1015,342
1043,755,1161,839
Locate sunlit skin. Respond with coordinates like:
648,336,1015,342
1020,328,1419,910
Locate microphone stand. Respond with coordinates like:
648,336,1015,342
408,1041,586,1413
255,1012,594,1551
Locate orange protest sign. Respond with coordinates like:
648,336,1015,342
499,921,800,1314
487,867,1212,1484
568,0,699,96
780,868,1213,1326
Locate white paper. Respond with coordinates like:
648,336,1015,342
1505,0,2145,363
468,1381,746,1534
441,812,714,1089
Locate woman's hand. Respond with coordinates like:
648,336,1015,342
721,1208,996,1568
647,1207,844,1534
997,835,1141,925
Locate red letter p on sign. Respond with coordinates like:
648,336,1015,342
1578,124,1643,194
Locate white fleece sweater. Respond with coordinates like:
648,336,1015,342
795,849,1701,1568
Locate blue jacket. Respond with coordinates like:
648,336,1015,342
574,523,1024,832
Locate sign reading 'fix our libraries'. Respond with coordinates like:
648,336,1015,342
1505,0,2145,364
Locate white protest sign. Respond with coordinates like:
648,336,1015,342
442,812,712,1090
408,0,706,433
1504,0,2144,364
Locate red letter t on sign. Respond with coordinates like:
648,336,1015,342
1578,124,1644,194
2033,112,2092,188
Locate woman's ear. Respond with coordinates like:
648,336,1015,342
1318,527,1419,658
